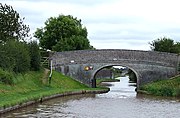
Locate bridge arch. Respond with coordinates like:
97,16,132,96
91,64,139,88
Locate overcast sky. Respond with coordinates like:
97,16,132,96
1,0,180,50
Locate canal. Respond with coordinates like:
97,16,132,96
2,76,180,118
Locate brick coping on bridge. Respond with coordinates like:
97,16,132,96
52,49,179,56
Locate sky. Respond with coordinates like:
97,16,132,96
1,0,180,50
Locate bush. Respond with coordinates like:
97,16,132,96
0,40,30,73
0,68,13,84
28,41,41,71
159,87,173,96
175,88,180,97
140,77,180,97
0,49,15,72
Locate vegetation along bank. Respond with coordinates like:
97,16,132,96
0,69,109,114
139,75,180,97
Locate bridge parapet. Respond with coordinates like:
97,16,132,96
50,49,178,67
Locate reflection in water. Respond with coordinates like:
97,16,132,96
2,94,96,118
1,76,180,118
97,76,136,98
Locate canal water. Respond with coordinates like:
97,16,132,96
2,76,180,118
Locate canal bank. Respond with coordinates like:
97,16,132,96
2,76,179,118
139,75,180,97
0,89,109,114
0,70,109,114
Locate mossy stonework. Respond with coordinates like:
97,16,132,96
50,49,179,88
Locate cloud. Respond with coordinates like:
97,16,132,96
1,0,180,50
90,39,150,50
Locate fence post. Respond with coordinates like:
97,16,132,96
49,59,53,85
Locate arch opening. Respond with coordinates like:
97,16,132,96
92,65,139,88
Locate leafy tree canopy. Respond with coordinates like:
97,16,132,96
0,4,41,73
34,14,94,51
0,3,30,43
28,41,41,71
149,37,180,54
0,40,30,73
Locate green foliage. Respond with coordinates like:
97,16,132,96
34,14,94,51
159,87,173,96
0,68,13,84
0,47,15,71
149,37,180,53
28,41,41,71
52,35,91,51
0,40,41,73
0,40,30,73
128,69,137,82
172,42,180,54
112,67,123,78
0,3,41,74
0,70,91,108
140,77,180,97
0,3,30,43
175,88,180,97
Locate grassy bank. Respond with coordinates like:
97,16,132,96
0,69,105,108
140,76,180,97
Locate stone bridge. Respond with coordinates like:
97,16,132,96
50,49,179,89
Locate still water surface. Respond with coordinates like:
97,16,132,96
2,76,180,118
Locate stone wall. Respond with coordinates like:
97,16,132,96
50,49,178,67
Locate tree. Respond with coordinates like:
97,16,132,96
28,41,41,71
0,40,30,73
52,35,91,51
34,14,93,51
149,37,179,53
172,42,180,54
0,3,30,43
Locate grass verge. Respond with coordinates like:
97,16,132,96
140,76,180,97
0,69,106,108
